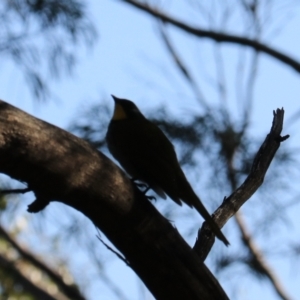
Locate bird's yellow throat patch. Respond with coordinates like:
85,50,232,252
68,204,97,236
113,103,128,120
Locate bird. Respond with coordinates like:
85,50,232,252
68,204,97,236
106,95,229,246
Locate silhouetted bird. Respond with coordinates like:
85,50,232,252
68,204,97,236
106,95,229,246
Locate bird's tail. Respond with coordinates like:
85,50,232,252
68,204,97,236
192,198,229,246
178,177,229,246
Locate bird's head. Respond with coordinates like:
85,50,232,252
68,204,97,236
111,95,144,120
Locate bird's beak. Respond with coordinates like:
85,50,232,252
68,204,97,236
111,95,120,102
111,95,127,120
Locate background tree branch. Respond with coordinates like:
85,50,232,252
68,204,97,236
234,211,292,300
0,225,86,300
121,0,300,74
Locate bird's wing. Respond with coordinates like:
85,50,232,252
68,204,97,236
108,119,183,204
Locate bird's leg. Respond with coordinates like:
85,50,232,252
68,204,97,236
135,182,148,189
139,186,157,201
130,178,156,201
146,195,156,201
131,178,148,190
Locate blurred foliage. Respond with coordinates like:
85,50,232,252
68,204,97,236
0,0,96,99
0,224,86,300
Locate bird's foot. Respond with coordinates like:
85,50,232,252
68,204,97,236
135,182,148,190
146,195,156,201
131,178,156,200
131,178,151,193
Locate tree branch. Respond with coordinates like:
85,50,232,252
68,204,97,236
0,253,62,300
194,108,289,259
158,22,207,108
0,187,31,194
0,225,86,300
121,0,300,74
235,212,292,300
0,100,228,300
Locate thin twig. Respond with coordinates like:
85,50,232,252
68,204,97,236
88,233,131,300
0,187,31,194
158,21,208,108
96,234,130,265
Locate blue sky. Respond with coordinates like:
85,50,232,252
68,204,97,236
1,1,300,299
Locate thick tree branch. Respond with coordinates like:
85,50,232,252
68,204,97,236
121,0,300,74
0,100,228,300
194,108,288,259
